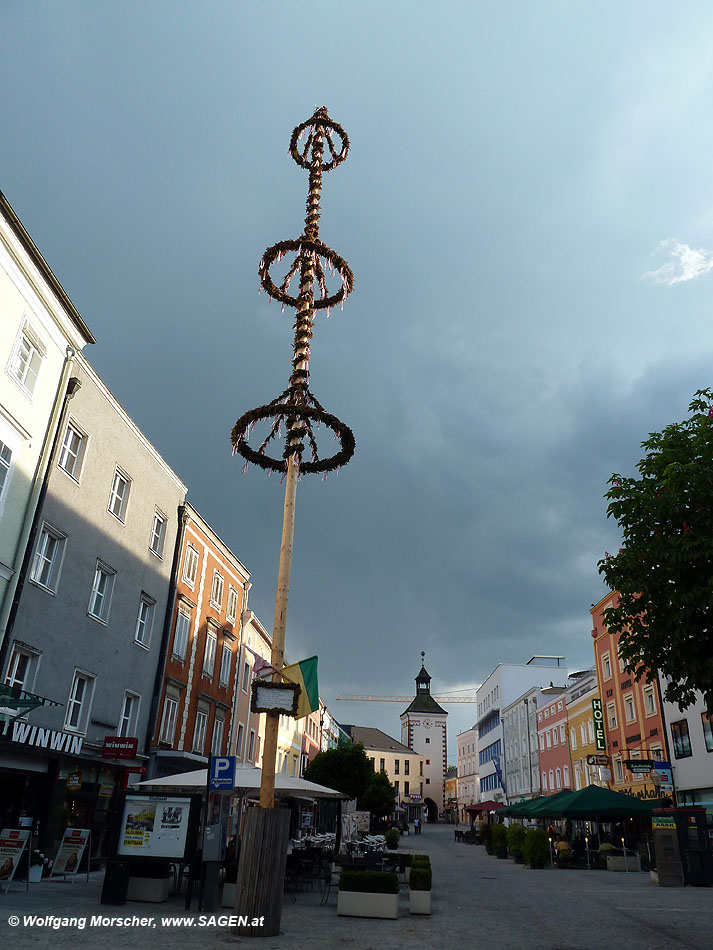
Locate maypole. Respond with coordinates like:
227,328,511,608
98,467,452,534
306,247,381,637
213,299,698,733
230,108,354,937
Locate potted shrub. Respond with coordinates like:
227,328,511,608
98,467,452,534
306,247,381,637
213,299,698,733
338,870,399,919
491,823,508,858
409,866,432,915
507,823,526,864
385,827,400,850
522,828,550,869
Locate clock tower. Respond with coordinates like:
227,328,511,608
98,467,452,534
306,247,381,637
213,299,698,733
400,653,447,822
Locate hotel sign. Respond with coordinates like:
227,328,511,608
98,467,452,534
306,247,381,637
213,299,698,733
592,699,606,751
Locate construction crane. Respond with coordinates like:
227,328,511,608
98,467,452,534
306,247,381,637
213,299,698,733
336,694,477,703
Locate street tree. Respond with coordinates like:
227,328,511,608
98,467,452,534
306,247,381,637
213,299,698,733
357,769,396,818
599,388,713,711
303,740,374,800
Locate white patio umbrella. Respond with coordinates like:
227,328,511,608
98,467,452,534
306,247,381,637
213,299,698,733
136,766,347,799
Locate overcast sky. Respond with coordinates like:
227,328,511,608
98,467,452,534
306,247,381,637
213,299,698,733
4,2,713,759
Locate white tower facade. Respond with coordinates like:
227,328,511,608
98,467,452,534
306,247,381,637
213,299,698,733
400,657,447,821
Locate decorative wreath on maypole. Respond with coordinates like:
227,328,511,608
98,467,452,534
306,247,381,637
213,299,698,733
231,107,355,475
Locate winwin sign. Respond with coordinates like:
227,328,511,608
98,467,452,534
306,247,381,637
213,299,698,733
592,699,606,751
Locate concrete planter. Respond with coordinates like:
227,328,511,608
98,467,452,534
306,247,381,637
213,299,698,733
409,889,431,915
605,854,641,873
127,876,170,902
337,891,399,919
29,865,43,883
221,882,237,908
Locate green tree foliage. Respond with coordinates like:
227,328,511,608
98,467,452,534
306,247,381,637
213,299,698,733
357,770,397,817
599,389,713,711
303,740,374,800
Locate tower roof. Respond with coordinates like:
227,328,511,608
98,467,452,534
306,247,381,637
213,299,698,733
401,652,447,716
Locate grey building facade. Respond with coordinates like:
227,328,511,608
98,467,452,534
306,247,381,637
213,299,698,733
0,353,186,861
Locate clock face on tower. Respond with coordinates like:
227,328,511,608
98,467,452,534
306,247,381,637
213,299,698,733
423,719,433,729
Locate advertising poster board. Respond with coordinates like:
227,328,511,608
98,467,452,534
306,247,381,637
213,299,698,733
115,793,199,861
51,828,90,880
0,828,31,892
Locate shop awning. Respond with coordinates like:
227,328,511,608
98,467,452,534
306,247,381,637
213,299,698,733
0,684,62,724
465,800,506,814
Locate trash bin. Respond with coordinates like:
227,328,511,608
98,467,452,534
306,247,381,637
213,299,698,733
100,859,130,905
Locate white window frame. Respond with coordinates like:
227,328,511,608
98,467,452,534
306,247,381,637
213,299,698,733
602,653,612,680
614,757,624,783
624,693,636,723
30,523,67,593
248,730,256,762
242,660,251,693
118,691,140,738
644,685,656,716
107,467,131,522
607,702,617,729
4,645,41,693
193,708,209,754
211,715,225,756
236,722,245,758
219,644,231,687
159,694,179,744
226,586,239,624
88,560,116,623
173,608,190,660
149,509,167,557
571,729,577,751
183,544,199,587
0,438,14,508
7,321,45,397
65,669,95,734
134,593,156,647
210,571,224,610
203,630,217,677
58,420,87,481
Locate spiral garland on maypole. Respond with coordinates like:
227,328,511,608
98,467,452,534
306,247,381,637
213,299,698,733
231,106,355,474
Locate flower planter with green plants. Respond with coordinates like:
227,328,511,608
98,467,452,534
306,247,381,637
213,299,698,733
408,866,432,915
507,823,526,864
522,828,550,870
337,870,400,919
491,823,508,859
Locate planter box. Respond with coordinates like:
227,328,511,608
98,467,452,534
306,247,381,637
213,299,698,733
606,854,641,873
221,883,237,908
337,891,399,919
409,890,431,915
127,876,170,902
29,865,43,883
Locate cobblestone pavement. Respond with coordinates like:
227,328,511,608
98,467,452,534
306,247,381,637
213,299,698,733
1,823,712,949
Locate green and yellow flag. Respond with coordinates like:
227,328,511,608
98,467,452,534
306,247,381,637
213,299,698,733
281,656,319,719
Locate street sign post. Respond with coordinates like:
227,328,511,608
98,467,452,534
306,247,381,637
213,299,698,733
209,756,236,791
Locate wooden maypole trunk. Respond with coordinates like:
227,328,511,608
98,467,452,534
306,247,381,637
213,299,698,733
230,108,355,938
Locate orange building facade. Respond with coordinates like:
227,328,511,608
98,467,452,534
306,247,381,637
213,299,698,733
149,502,250,778
591,591,668,801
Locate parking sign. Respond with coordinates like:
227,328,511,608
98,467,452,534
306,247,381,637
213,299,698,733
209,756,236,790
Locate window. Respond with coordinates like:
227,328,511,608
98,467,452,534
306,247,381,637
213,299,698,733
134,594,155,646
203,630,217,677
552,728,558,747
563,764,570,788
702,714,713,753
624,694,636,723
614,757,624,783
173,609,190,659
618,651,627,673
555,768,562,789
571,729,577,751
210,571,224,609
183,545,199,586
379,758,385,772
404,781,409,796
394,759,400,774
671,719,692,759
150,510,166,557
30,524,66,592
607,702,617,729
581,722,587,745
539,734,544,752
425,778,430,784
560,723,566,743
108,468,131,521
248,730,256,762
404,760,410,775
425,737,430,744
557,701,563,711
58,422,86,480
65,670,95,733
118,691,140,737
212,716,225,756
159,695,179,744
644,685,656,716
602,653,612,679
548,769,554,790
88,561,116,622
193,709,208,754
546,731,551,749
9,324,44,395
541,771,547,791
219,645,231,687
394,780,399,793
242,660,251,693
0,439,11,502
5,646,39,692
236,722,245,757
226,587,239,623
588,719,594,742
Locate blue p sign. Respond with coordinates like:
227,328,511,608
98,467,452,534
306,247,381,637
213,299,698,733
209,756,236,790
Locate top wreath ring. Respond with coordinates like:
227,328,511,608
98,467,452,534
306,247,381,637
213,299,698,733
289,111,350,171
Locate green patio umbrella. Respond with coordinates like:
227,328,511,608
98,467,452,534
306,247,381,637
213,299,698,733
553,784,657,819
526,789,578,817
500,797,547,817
